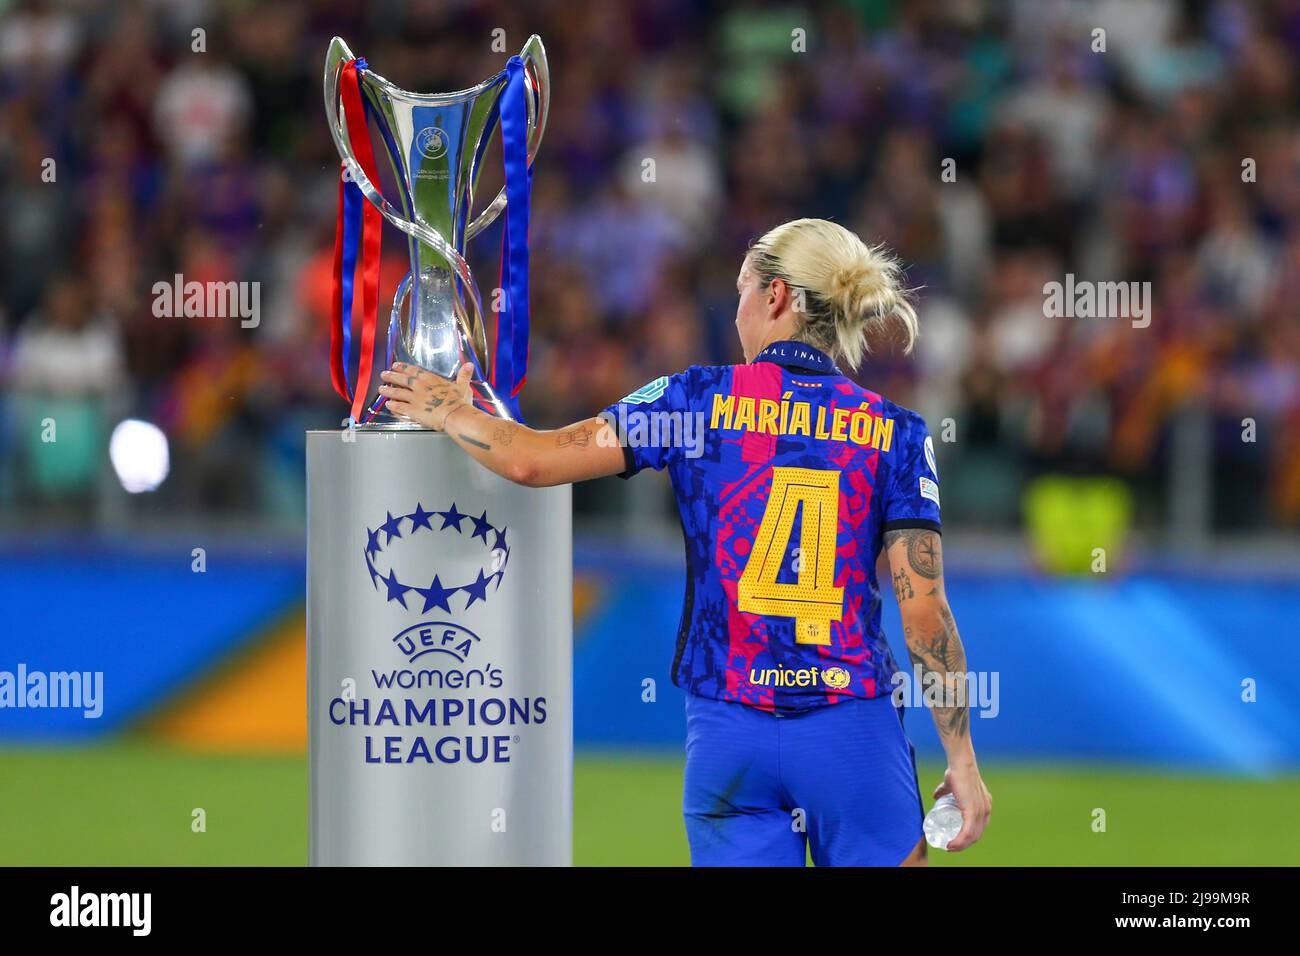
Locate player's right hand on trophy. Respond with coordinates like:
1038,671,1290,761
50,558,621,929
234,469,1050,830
378,362,474,431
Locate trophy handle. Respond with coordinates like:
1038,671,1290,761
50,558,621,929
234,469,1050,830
464,34,550,242
324,38,461,263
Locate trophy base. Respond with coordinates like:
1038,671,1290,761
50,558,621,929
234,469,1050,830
306,429,573,865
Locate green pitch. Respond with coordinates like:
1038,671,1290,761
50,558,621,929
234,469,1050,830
0,744,1295,866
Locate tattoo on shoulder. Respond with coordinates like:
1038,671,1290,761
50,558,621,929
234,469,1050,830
884,528,941,579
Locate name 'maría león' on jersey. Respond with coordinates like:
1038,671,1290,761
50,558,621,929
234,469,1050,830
709,392,894,450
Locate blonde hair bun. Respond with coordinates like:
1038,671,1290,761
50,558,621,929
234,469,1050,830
749,219,918,370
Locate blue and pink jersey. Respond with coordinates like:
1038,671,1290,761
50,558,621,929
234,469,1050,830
600,339,941,715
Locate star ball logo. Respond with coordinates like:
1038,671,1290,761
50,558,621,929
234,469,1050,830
363,502,510,614
416,126,448,160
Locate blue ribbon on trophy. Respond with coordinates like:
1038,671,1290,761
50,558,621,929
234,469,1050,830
324,38,550,425
495,57,534,415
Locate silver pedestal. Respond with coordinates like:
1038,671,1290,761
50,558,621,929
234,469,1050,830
307,429,572,865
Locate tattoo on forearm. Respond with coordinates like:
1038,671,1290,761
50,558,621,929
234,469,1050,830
459,433,490,450
884,528,941,579
886,528,967,740
555,425,592,449
492,425,515,447
892,568,913,603
903,607,970,741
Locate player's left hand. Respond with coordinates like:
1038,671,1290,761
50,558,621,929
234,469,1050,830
933,761,992,852
377,362,473,431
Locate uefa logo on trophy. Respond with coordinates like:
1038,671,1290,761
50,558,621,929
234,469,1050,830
323,35,550,425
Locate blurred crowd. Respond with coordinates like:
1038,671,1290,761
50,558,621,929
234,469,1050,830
0,0,1298,532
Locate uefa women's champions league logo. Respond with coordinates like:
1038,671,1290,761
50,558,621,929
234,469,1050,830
363,502,510,614
415,126,448,160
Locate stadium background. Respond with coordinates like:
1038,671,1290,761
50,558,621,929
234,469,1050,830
1,0,1298,865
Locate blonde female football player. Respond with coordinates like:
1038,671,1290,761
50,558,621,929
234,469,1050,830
379,218,991,866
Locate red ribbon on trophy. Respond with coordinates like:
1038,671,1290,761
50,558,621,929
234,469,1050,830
330,57,383,425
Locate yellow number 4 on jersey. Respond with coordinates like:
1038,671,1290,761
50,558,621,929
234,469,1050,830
737,467,845,644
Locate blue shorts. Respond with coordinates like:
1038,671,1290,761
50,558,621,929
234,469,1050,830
682,693,924,866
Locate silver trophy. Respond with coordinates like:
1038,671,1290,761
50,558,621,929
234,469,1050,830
324,36,549,422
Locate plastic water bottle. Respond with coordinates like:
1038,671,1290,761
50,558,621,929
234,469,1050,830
923,794,963,850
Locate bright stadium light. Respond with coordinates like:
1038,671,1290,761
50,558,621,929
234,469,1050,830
109,419,170,493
